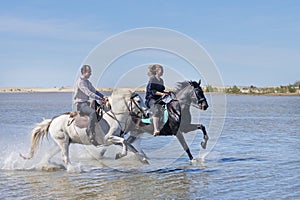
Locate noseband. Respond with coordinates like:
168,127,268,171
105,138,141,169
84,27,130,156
127,93,147,118
194,89,206,104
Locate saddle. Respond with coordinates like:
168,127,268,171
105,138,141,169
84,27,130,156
137,100,181,136
141,108,169,124
67,112,89,128
67,100,105,128
159,100,181,136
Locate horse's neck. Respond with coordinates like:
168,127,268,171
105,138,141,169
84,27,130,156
175,87,192,111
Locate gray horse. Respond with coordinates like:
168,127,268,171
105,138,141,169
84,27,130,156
127,80,209,163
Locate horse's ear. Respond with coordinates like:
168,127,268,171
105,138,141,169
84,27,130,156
198,79,201,86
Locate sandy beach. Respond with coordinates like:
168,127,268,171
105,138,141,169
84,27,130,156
0,86,299,96
0,86,74,93
0,87,145,93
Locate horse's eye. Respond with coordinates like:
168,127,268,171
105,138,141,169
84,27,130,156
137,100,141,104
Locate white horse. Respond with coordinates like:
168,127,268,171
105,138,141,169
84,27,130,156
20,89,148,168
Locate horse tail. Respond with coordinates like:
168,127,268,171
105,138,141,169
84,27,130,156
19,118,52,160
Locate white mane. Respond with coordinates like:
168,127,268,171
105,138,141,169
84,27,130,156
109,88,133,112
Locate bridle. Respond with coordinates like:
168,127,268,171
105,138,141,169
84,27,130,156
126,92,148,118
188,81,207,108
193,88,207,105
104,92,148,136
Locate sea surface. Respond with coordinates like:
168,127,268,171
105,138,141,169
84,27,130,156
0,92,299,199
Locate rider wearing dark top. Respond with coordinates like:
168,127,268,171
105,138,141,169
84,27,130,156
145,64,168,136
145,76,165,108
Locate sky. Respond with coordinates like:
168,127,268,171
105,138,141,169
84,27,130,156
0,0,299,88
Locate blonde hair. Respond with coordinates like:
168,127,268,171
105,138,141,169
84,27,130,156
147,64,163,76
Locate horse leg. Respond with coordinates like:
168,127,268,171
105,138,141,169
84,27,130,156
127,135,149,159
197,124,209,149
53,133,71,166
176,131,195,163
61,140,70,165
124,141,149,164
105,135,127,159
99,147,107,157
42,145,60,164
181,123,209,149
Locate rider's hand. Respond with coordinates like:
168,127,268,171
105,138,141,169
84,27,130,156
101,97,109,103
162,91,169,97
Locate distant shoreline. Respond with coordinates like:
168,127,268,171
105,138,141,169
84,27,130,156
0,87,73,93
0,87,145,93
0,86,299,96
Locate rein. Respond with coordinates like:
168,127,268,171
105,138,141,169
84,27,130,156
175,83,206,109
104,94,144,136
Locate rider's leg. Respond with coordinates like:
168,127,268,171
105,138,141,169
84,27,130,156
153,116,160,135
150,101,163,136
77,102,98,145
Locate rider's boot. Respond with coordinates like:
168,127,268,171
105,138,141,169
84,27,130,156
87,126,98,146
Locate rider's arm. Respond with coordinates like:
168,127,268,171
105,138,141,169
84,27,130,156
79,79,103,100
147,77,165,97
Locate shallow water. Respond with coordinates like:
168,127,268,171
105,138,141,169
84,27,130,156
0,93,299,199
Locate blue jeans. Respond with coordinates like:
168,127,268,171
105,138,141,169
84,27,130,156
77,102,97,134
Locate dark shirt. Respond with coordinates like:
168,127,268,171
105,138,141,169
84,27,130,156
145,76,165,108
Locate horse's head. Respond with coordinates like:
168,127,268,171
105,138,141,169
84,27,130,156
129,92,149,118
110,89,148,118
188,80,209,110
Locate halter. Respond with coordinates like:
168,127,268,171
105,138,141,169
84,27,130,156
105,92,147,136
193,88,207,104
187,81,207,106
128,92,147,118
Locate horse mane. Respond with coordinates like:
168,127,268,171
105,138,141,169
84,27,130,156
111,88,133,98
112,88,132,95
174,81,191,93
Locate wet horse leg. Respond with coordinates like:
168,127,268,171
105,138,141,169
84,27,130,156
176,131,194,162
181,123,209,149
104,134,128,159
42,145,60,164
61,140,70,165
197,124,209,149
53,132,71,166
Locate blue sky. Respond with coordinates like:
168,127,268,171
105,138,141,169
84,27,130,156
0,0,299,87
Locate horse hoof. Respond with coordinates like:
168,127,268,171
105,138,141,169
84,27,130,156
189,159,197,164
142,158,150,165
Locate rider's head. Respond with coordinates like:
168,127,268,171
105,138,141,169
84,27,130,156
147,64,164,77
81,65,92,79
